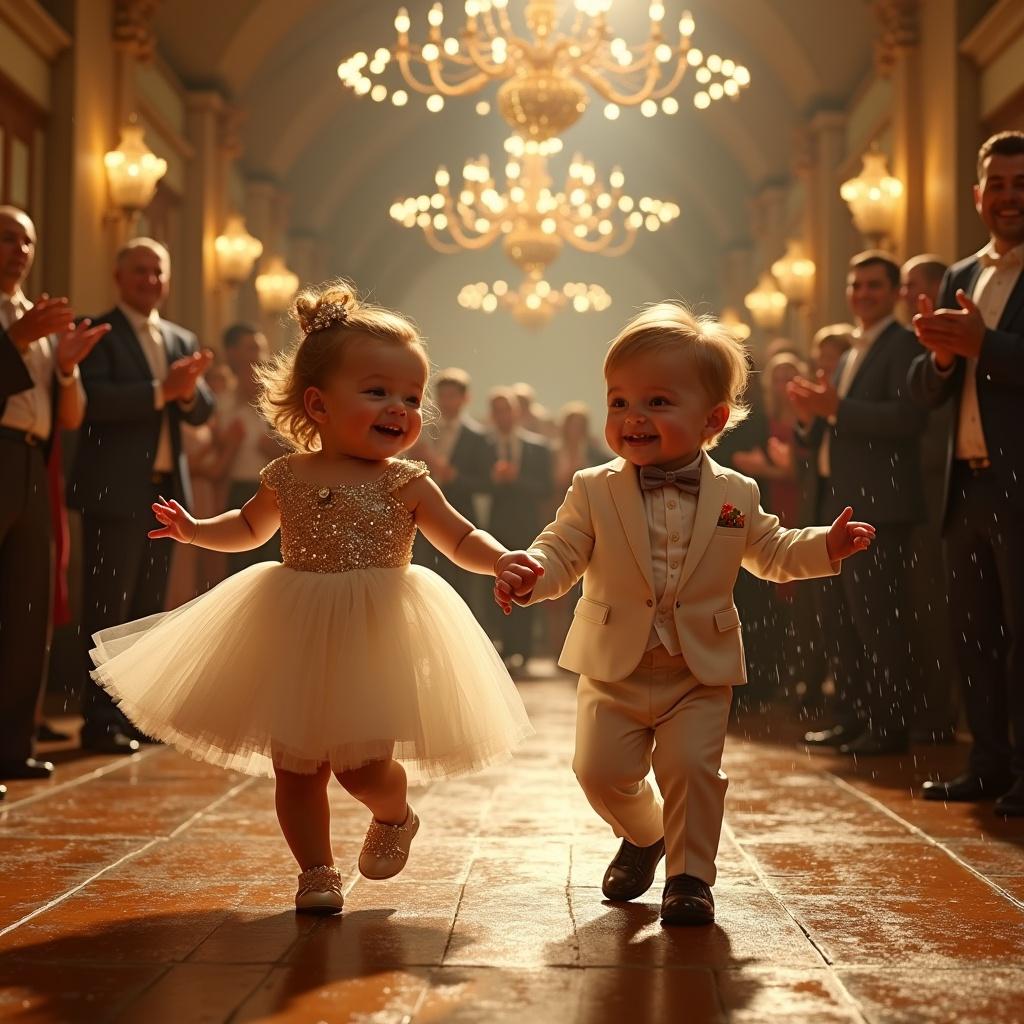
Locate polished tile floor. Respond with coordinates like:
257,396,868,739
2,673,1023,1023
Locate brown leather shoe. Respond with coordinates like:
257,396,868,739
661,873,715,926
602,838,665,901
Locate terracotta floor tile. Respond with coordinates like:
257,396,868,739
414,967,585,1023
577,966,721,1023
837,967,1024,1024
715,967,861,1023
944,837,1024,875
570,888,822,970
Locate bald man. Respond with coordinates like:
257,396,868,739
70,238,214,753
0,206,109,782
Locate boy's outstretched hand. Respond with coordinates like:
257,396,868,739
494,551,546,615
826,506,876,562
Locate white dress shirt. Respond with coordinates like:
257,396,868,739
947,242,1024,460
118,303,174,473
818,314,896,478
494,429,523,467
0,289,82,440
220,389,273,482
643,450,702,655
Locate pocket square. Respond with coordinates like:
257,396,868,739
717,503,745,528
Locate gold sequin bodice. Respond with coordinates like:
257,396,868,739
260,456,429,573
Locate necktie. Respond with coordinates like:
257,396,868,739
639,464,701,495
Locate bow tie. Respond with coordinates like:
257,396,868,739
639,464,701,494
979,249,1023,270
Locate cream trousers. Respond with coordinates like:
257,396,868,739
573,646,733,884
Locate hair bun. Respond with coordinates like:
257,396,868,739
293,280,359,335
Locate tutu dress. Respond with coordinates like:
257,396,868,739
90,455,533,781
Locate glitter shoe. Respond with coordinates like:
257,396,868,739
294,864,344,914
358,807,420,880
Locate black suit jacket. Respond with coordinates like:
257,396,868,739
908,254,1024,523
69,308,214,517
1,329,65,461
488,430,553,547
797,320,927,524
442,417,492,520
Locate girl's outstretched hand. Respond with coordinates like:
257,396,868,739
825,506,876,562
149,495,198,544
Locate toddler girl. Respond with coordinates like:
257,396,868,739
90,281,535,913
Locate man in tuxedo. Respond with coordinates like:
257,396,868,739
899,255,959,745
71,238,214,753
910,131,1024,815
413,368,492,609
791,251,927,755
0,206,109,783
487,387,553,676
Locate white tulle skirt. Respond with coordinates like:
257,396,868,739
90,563,533,781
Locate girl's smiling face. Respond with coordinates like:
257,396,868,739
605,348,729,470
306,335,428,459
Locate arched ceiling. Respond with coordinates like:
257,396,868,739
153,0,875,305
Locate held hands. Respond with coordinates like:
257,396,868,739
492,459,519,483
162,349,214,404
786,370,839,422
825,506,875,562
493,550,546,615
149,495,198,544
912,291,984,368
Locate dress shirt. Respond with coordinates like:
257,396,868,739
0,289,82,440
118,303,174,473
643,450,702,654
494,429,523,467
946,242,1024,460
435,416,464,462
221,390,272,482
818,314,895,478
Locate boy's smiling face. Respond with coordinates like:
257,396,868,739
604,347,729,470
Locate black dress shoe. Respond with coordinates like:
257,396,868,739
80,726,141,755
0,757,55,780
803,724,859,748
839,731,909,756
36,722,72,743
661,874,715,926
994,778,1024,817
921,771,1012,802
602,838,666,901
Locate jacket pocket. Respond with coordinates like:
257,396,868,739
574,596,610,625
714,606,741,632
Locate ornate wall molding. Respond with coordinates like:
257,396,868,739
0,0,71,60
872,0,919,77
113,0,162,61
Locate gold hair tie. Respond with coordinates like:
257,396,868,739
308,302,350,333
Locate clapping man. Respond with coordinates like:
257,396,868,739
910,132,1024,815
71,238,214,753
790,251,926,755
0,206,109,783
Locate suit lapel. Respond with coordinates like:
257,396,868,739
112,307,156,379
607,458,654,590
677,456,727,591
999,267,1024,330
844,321,897,397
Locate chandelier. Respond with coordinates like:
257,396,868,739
840,145,904,246
390,136,679,279
459,271,611,328
338,1,750,139
743,272,787,330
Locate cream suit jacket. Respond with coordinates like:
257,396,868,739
521,454,840,685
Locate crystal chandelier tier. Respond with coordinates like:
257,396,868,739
389,136,679,276
338,1,750,139
458,271,611,328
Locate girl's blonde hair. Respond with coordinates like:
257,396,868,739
603,302,751,448
257,279,427,451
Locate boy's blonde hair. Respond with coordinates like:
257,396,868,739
257,279,427,451
603,302,750,448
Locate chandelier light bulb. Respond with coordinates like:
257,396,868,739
679,11,695,36
422,42,440,61
394,8,410,34
649,3,665,23
428,3,444,27
426,93,445,112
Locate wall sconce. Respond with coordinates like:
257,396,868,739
104,120,167,216
771,240,816,306
840,145,903,246
215,216,263,285
744,272,787,330
719,306,752,342
255,256,300,313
